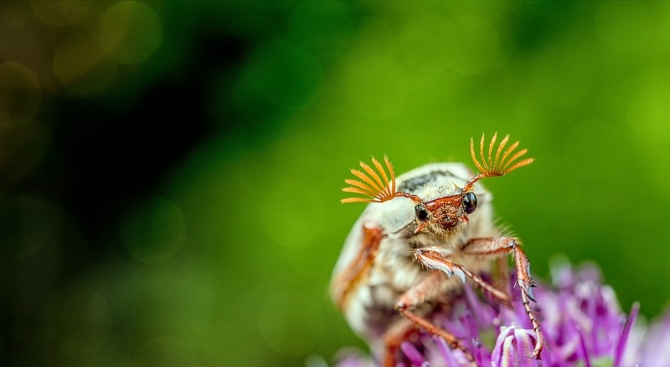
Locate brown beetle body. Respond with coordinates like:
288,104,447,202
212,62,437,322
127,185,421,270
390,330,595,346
331,134,542,366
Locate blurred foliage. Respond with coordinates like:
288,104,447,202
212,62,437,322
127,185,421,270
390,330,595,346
1,1,670,366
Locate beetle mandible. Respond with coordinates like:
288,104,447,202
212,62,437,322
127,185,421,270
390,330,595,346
331,133,542,367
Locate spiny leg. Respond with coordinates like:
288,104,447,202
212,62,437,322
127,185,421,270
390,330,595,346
414,248,513,308
392,270,477,367
460,237,544,358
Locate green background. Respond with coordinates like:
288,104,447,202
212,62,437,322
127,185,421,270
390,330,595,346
1,1,669,366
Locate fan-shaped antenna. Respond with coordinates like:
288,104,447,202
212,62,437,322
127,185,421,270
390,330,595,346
464,132,534,192
341,156,397,204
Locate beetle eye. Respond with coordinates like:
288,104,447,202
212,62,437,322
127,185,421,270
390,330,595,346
463,192,477,214
415,205,429,221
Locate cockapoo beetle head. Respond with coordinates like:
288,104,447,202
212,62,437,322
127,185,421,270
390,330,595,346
341,133,534,233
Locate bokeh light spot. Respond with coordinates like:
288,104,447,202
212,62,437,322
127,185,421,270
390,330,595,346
131,256,193,297
443,15,501,75
258,289,324,356
0,62,41,124
29,0,73,26
45,286,111,354
59,1,91,25
121,197,186,264
347,56,407,118
400,27,443,73
98,1,163,65
627,74,670,144
0,3,29,31
134,336,198,367
0,196,50,258
595,2,650,52
627,74,670,198
53,32,117,95
240,39,322,111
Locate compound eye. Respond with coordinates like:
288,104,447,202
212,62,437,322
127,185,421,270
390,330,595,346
463,192,477,214
415,205,430,221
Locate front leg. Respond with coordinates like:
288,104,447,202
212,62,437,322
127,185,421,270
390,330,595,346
414,247,513,308
460,237,544,358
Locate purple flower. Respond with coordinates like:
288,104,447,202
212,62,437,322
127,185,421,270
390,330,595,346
491,325,539,367
331,260,670,367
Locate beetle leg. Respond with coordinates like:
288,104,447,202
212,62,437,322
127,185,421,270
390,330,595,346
380,319,416,367
332,224,385,311
414,248,513,308
392,270,477,367
460,237,544,359
493,256,510,300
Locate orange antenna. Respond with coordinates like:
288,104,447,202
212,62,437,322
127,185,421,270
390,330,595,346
341,155,397,204
465,132,533,191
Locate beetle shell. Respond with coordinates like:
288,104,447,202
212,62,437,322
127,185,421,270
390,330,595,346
331,162,500,351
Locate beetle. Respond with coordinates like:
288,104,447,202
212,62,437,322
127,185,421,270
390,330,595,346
330,133,542,366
